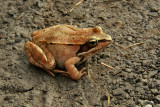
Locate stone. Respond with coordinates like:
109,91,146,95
125,68,132,72
142,60,152,66
128,73,134,79
148,70,158,78
113,88,125,96
155,95,160,101
151,89,158,94
156,80,160,85
138,99,154,107
127,36,132,41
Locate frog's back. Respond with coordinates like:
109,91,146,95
32,25,94,45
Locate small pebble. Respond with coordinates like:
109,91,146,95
148,70,158,78
138,99,154,107
125,68,132,72
151,89,158,94
113,88,125,96
128,73,134,79
155,95,160,101
142,74,148,79
144,104,153,107
156,80,160,87
8,10,14,16
127,36,132,41
142,60,151,66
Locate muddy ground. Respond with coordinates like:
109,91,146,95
0,0,159,107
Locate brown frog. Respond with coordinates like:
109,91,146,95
24,25,112,80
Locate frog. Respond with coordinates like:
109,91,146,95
24,25,112,80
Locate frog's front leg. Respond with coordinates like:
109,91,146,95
24,41,55,76
54,57,87,80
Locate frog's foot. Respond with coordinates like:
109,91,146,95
24,41,56,74
46,70,55,76
64,57,87,80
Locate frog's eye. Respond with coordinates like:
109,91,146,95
88,39,98,47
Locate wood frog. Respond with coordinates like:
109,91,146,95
24,25,112,80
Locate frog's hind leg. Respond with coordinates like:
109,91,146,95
24,41,55,76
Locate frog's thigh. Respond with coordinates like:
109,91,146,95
64,57,87,80
24,41,55,70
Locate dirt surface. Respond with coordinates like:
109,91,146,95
0,0,160,107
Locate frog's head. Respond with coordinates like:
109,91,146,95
77,26,112,63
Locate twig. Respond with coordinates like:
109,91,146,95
107,0,126,5
88,70,111,107
69,0,126,13
112,42,126,50
16,0,31,20
115,45,128,56
106,0,119,5
126,42,144,49
69,0,84,13
113,42,144,50
101,62,115,70
112,42,144,56
112,42,130,56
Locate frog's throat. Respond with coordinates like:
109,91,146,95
77,46,103,56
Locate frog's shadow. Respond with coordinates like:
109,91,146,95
28,61,87,80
